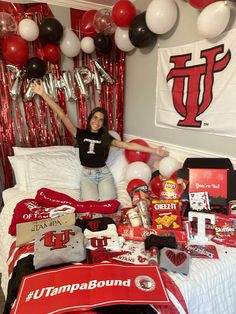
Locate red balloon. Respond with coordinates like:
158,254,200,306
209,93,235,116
188,0,219,10
127,178,147,196
80,10,97,37
43,44,61,64
2,35,29,67
125,139,150,163
112,0,136,27
150,176,162,197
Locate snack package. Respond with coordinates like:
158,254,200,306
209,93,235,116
150,200,182,230
180,244,219,259
117,224,188,246
160,179,185,200
211,214,236,247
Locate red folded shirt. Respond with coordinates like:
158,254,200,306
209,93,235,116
9,188,120,236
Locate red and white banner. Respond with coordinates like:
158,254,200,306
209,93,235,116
155,29,236,137
11,264,170,314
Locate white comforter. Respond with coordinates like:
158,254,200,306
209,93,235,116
1,187,236,314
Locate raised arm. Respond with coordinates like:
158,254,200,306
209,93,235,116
111,139,169,158
31,80,77,138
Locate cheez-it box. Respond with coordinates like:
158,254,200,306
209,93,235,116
150,200,182,230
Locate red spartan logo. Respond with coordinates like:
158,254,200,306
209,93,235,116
90,236,111,249
167,44,231,127
40,229,75,250
88,220,101,231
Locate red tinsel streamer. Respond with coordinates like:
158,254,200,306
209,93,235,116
115,50,125,139
70,9,87,129
25,5,54,147
0,3,71,188
0,2,25,187
0,61,15,187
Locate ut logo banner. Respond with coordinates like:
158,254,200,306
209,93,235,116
167,45,230,127
41,229,75,250
155,29,236,137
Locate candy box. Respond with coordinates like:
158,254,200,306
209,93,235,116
211,214,236,247
117,224,188,246
150,200,182,230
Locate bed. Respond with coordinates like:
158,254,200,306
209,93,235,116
1,145,236,314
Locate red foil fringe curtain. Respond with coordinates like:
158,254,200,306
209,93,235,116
0,2,72,188
70,9,125,137
0,3,125,189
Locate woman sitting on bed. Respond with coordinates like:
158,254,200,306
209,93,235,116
31,81,169,201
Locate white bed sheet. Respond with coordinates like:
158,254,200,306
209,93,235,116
168,243,236,314
1,186,236,313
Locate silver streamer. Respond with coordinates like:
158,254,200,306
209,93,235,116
7,65,26,100
24,80,34,102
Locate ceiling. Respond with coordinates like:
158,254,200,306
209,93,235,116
31,0,136,10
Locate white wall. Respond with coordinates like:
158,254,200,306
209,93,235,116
125,0,236,164
7,0,236,166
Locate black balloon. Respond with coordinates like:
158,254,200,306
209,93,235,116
25,57,47,79
39,17,63,43
129,12,157,48
94,33,112,54
151,170,160,180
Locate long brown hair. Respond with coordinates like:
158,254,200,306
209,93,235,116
87,107,112,159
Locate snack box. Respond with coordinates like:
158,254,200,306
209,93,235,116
150,199,182,230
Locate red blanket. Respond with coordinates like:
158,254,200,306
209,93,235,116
9,188,120,236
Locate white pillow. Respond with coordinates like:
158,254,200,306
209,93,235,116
13,145,76,156
107,148,128,185
27,153,82,191
8,156,28,191
9,151,81,191
10,145,127,191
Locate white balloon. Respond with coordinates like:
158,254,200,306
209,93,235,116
81,36,95,54
60,28,81,58
197,1,230,39
125,161,152,184
18,18,39,41
159,156,181,179
114,27,135,52
146,0,178,35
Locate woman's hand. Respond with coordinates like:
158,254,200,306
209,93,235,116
31,80,45,97
154,146,169,157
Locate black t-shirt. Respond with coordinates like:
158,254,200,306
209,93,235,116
76,129,113,168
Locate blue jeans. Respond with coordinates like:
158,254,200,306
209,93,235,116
80,165,117,201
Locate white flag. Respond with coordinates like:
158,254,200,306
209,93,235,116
155,29,236,137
